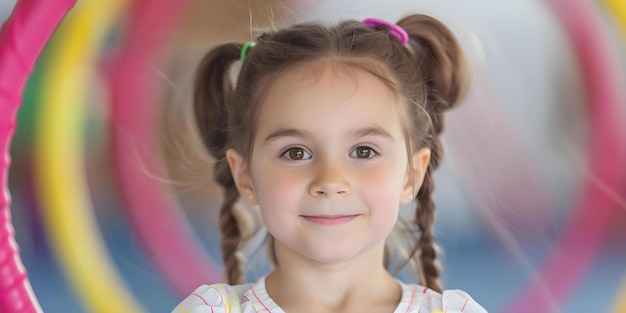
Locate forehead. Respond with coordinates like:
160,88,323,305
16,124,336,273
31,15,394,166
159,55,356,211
270,58,399,96
257,59,402,126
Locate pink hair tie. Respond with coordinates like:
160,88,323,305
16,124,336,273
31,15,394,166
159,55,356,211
363,18,409,45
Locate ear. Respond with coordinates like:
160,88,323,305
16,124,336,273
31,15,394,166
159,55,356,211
226,148,258,206
400,147,431,205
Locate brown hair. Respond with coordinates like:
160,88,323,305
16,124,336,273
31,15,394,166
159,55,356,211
192,14,468,291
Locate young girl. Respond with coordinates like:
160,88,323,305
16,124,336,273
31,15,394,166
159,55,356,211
172,14,486,313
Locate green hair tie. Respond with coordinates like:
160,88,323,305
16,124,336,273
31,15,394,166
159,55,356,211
240,41,256,63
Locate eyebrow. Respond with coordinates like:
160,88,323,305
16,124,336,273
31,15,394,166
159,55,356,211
349,126,395,142
264,128,309,143
263,126,395,143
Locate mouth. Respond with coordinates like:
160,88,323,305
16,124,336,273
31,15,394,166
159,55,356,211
300,215,359,226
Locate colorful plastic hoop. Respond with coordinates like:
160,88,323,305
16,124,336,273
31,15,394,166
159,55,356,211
0,1,75,312
108,0,222,297
32,0,145,311
600,0,626,311
504,0,626,311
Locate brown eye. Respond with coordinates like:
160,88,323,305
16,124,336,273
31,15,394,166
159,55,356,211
282,147,311,160
351,146,377,159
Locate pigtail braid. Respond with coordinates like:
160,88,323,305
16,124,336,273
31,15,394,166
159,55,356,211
397,14,469,292
193,43,247,284
219,182,245,284
415,138,443,292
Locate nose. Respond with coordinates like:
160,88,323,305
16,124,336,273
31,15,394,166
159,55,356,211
309,158,351,198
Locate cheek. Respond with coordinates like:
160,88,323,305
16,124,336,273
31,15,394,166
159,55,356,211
250,165,305,228
357,161,407,229
359,159,407,199
253,167,303,204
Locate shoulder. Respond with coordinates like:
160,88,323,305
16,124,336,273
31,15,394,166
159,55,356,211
171,283,254,313
399,282,487,313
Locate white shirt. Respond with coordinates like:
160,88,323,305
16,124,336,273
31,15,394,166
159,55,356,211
172,276,487,313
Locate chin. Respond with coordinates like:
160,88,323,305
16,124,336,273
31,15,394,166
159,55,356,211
297,241,381,265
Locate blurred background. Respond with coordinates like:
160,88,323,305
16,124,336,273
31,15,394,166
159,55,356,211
2,0,626,312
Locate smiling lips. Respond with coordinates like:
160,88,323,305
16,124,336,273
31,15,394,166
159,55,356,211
301,215,359,226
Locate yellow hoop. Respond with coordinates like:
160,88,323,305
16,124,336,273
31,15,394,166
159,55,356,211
34,0,145,312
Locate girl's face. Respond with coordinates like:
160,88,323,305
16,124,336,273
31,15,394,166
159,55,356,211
227,61,430,266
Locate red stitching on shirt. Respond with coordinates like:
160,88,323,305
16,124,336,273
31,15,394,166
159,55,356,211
405,286,418,313
461,299,469,311
209,285,226,306
191,292,216,313
252,286,273,312
192,293,209,305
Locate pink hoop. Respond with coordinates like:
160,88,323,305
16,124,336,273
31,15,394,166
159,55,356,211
0,1,76,312
108,0,222,297
503,0,626,311
363,18,409,45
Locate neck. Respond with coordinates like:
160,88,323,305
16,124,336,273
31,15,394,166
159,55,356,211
265,241,401,312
